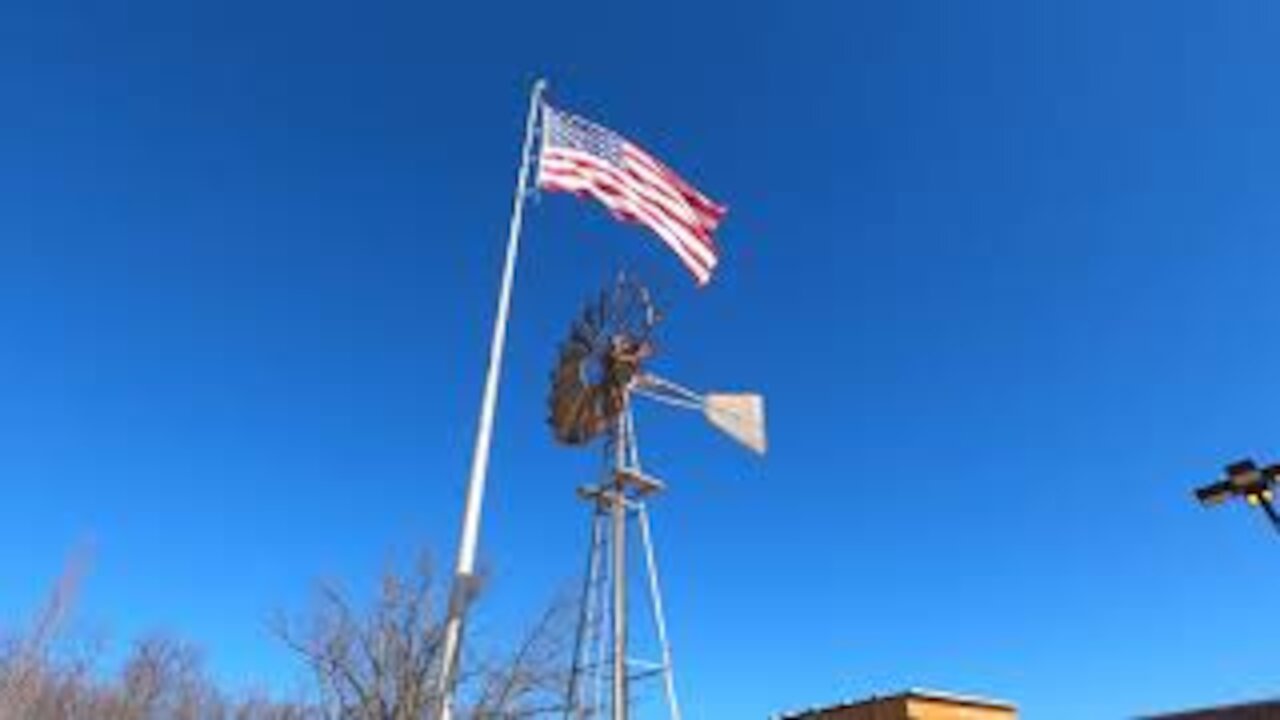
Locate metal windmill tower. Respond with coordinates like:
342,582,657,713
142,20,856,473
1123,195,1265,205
548,276,767,720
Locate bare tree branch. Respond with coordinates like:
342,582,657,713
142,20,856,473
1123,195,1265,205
273,551,570,720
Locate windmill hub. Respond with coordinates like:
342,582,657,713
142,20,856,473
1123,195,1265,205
548,275,767,455
548,275,659,447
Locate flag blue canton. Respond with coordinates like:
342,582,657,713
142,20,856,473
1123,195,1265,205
542,106,625,166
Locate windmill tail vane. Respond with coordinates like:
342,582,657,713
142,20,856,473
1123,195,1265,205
631,374,768,456
703,393,767,456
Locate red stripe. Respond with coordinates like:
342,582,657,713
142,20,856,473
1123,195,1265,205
617,148,703,219
542,175,711,285
539,162,717,272
543,150,717,254
623,144,726,228
540,152,719,265
623,146,725,229
539,167,714,284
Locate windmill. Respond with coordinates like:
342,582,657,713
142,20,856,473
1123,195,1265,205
1194,458,1280,534
548,275,766,720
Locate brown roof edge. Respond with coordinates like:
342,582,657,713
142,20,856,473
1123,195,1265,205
904,687,1018,710
775,687,1016,719
1137,697,1280,719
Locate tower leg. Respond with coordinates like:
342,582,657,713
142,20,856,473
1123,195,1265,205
1262,498,1280,534
611,486,628,720
638,502,682,720
611,403,634,720
593,522,611,718
566,508,605,719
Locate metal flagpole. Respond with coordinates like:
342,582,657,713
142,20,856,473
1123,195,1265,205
436,77,547,720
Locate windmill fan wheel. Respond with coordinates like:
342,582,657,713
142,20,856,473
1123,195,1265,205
549,276,659,446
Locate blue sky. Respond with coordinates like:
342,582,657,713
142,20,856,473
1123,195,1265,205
3,1,1280,717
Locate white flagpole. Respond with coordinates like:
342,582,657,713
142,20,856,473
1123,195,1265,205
436,77,547,720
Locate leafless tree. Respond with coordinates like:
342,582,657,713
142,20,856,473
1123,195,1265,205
0,545,90,720
0,548,311,720
272,555,571,720
2,632,314,720
2,549,572,720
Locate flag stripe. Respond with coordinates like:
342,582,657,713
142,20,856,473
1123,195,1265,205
540,176,711,285
618,148,718,243
545,149,710,248
542,148,717,260
539,165,715,283
539,169,713,285
625,146,726,229
539,155,717,270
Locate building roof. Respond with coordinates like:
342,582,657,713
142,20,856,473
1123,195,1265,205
775,687,1017,719
1139,697,1280,719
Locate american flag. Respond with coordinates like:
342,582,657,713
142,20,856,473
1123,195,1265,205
536,104,727,286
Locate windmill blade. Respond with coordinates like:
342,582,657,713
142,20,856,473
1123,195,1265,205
703,393,767,455
1194,479,1234,507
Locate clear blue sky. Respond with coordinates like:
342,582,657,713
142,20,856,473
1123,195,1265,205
3,1,1280,717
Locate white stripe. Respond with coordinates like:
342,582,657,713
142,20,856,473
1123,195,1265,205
623,145,725,228
540,167,713,281
540,171,713,284
617,146,700,217
540,153,718,269
540,159,718,273
544,147,713,249
620,152,713,233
